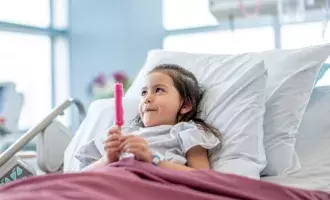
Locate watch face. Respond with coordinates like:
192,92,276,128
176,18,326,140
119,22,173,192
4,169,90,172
0,164,34,185
152,154,161,165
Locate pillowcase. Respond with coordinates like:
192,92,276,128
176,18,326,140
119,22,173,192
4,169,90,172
315,63,330,87
315,63,330,84
255,44,330,176
296,86,330,143
126,50,268,179
64,97,140,172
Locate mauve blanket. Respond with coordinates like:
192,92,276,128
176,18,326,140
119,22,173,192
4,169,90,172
0,158,329,200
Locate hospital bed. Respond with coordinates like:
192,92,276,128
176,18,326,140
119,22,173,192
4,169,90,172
0,46,330,197
0,98,86,185
62,87,330,192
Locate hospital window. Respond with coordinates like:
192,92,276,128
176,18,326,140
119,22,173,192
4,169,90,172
53,0,69,29
0,32,52,130
0,0,69,130
0,0,50,27
162,0,218,30
281,22,330,50
281,22,330,86
53,37,70,126
163,27,275,54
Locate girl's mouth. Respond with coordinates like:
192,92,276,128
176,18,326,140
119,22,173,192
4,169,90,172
145,108,157,112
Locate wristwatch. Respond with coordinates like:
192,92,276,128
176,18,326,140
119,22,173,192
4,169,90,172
152,153,164,166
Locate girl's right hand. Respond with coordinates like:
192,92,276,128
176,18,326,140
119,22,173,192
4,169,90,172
103,125,123,163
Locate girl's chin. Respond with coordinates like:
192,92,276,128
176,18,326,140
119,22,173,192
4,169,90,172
143,121,158,127
142,118,160,127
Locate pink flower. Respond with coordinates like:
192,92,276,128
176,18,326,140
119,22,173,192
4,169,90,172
94,74,107,86
113,71,127,83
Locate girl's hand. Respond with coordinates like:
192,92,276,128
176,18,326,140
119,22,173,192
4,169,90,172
120,135,153,163
103,125,123,163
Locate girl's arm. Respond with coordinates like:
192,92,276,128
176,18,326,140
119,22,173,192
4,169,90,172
158,145,210,171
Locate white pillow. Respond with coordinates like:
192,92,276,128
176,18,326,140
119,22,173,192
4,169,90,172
126,50,268,179
256,44,330,176
263,87,330,190
64,97,139,172
297,86,330,141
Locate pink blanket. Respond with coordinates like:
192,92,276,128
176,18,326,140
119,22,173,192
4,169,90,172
0,158,329,200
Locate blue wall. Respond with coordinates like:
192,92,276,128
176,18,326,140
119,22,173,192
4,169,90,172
69,0,164,128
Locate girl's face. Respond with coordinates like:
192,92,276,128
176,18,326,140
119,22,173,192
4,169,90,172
139,72,182,127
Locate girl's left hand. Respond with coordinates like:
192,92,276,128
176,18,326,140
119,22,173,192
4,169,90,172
120,135,153,163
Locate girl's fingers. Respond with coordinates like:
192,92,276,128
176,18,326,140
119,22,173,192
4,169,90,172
103,134,122,143
104,141,121,149
104,134,152,163
125,148,152,163
119,136,147,149
121,135,135,140
108,125,122,136
121,143,146,153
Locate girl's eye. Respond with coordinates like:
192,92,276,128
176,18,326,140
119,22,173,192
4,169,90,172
141,90,147,96
156,88,164,94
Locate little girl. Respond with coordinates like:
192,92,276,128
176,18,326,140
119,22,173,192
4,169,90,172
75,64,221,171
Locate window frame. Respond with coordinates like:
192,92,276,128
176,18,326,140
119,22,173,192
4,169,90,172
0,0,69,129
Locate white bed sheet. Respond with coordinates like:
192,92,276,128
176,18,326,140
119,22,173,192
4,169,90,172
262,86,330,192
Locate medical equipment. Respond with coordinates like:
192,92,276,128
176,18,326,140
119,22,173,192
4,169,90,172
0,98,86,185
209,0,325,22
0,82,23,135
277,0,306,22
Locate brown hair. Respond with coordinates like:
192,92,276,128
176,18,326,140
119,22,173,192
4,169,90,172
133,64,221,138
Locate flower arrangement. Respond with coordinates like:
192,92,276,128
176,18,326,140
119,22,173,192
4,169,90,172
87,71,131,100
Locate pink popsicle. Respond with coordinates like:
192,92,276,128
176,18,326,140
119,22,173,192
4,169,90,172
114,83,124,127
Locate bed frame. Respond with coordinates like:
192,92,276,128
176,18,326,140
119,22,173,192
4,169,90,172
0,99,86,185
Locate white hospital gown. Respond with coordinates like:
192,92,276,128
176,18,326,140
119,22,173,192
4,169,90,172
74,121,221,170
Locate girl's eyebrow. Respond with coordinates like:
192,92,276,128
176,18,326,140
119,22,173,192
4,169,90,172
142,84,168,91
153,84,168,88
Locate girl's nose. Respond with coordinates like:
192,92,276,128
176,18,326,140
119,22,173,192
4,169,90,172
144,94,153,103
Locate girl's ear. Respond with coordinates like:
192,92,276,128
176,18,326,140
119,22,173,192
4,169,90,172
180,101,192,114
